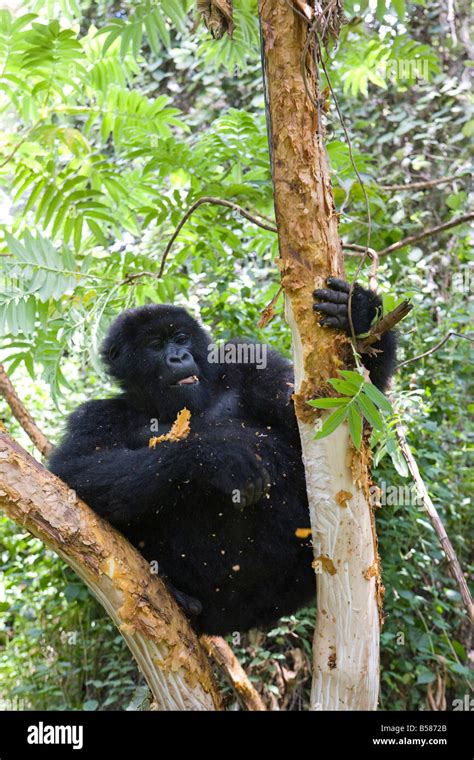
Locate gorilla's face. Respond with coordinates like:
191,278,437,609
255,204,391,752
101,305,218,420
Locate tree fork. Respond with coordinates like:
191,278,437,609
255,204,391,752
258,0,381,710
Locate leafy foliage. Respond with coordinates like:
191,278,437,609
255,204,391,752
309,369,392,450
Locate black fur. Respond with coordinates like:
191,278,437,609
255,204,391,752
49,282,396,634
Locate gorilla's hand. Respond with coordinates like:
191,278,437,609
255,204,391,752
166,581,203,618
312,277,378,335
204,446,271,510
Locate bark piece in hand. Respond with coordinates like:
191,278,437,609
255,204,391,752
149,408,191,447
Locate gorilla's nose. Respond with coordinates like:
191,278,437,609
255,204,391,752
166,349,193,370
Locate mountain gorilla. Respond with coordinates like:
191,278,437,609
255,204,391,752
49,279,396,634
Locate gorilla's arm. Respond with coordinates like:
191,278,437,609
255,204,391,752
49,400,272,526
48,399,204,527
220,343,297,433
221,281,396,430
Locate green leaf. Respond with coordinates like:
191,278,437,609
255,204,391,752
308,398,350,409
391,0,406,21
314,406,348,440
416,669,436,685
151,8,171,47
348,404,363,449
362,383,393,414
338,370,365,386
356,393,385,431
328,378,360,396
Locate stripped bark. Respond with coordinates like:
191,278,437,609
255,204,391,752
259,0,381,710
202,635,267,710
0,431,221,711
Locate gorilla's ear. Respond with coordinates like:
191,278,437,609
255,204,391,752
108,344,120,361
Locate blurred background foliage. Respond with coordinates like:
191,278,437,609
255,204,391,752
0,0,472,710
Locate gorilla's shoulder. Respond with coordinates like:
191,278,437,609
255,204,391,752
66,397,129,434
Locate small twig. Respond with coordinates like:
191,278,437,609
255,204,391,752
119,270,161,286
257,285,283,328
357,300,413,352
0,119,42,170
397,332,474,369
158,196,277,278
201,635,267,711
0,364,54,458
395,424,473,622
342,243,378,259
379,173,469,192
378,214,474,257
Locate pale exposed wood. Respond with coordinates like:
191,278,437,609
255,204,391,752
202,635,267,710
0,431,221,711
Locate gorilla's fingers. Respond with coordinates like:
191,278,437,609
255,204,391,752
313,288,348,304
186,596,203,617
313,302,348,318
320,316,347,329
168,584,203,617
326,276,350,292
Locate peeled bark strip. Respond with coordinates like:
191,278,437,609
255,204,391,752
259,1,381,709
202,635,267,711
0,431,220,711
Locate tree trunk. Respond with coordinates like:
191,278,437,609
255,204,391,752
258,0,381,710
0,431,221,711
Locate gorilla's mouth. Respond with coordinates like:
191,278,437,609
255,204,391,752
173,375,200,387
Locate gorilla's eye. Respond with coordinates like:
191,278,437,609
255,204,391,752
174,333,188,345
147,338,163,350
108,345,119,361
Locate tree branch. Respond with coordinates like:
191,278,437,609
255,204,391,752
343,213,474,261
379,173,469,192
0,430,221,710
378,214,474,257
201,635,267,711
397,331,474,369
158,196,277,277
0,364,54,458
357,300,413,353
395,424,474,622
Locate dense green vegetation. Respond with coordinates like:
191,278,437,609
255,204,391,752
0,0,471,710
